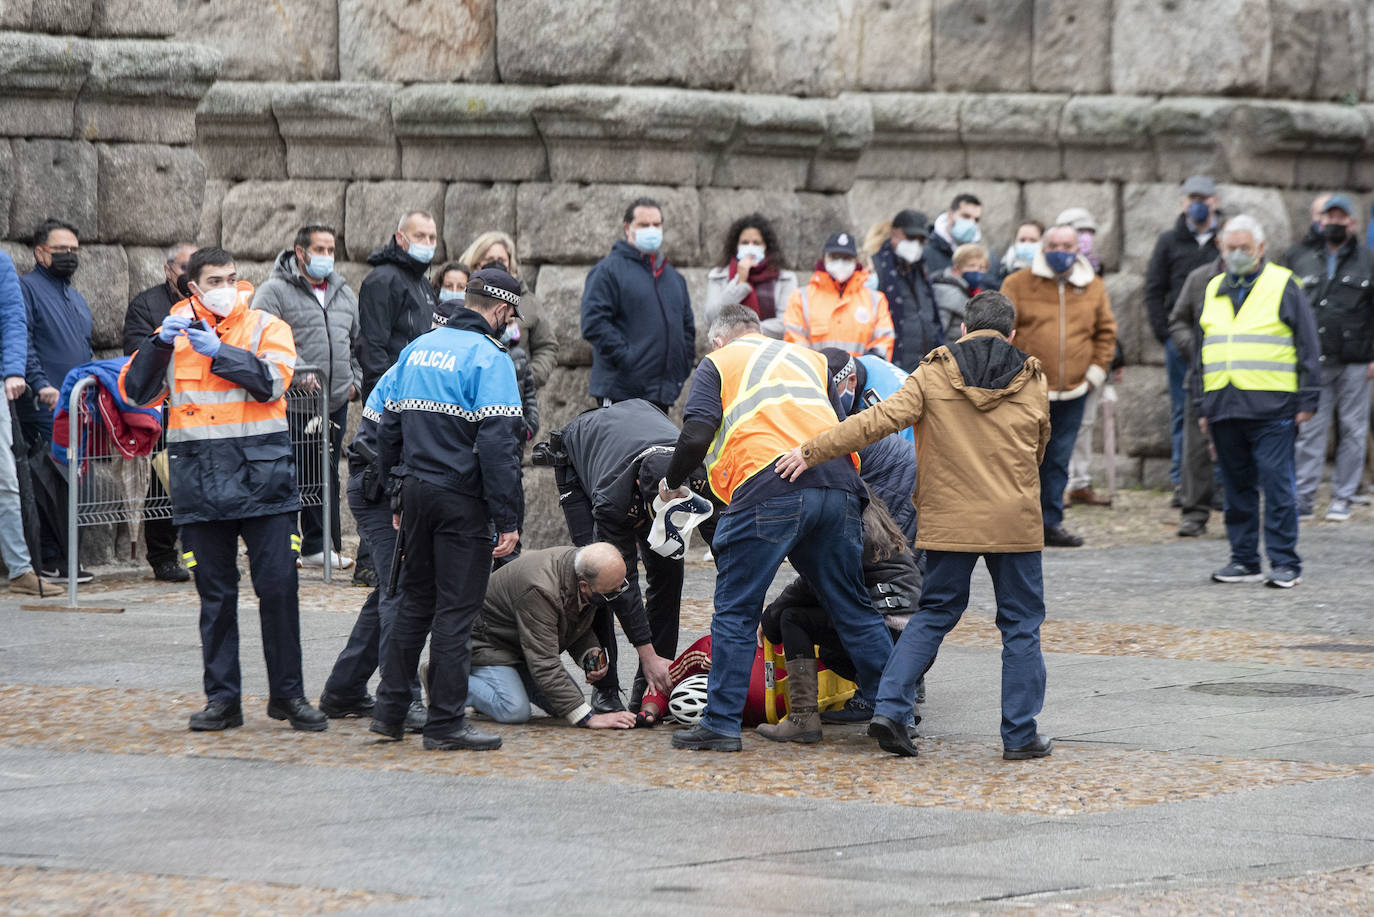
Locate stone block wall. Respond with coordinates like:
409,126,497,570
9,0,1374,551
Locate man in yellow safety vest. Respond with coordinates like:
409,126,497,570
659,304,895,752
1193,215,1321,589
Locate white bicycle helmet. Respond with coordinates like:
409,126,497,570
648,492,714,560
668,673,710,725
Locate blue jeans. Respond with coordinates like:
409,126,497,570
702,488,894,738
468,664,553,724
1165,339,1187,486
1211,417,1301,572
1041,395,1087,529
321,474,420,703
875,550,1047,747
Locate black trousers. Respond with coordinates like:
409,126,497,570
291,404,347,556
555,464,683,696
180,512,303,704
376,478,492,738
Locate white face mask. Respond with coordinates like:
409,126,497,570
199,286,237,317
825,258,856,284
895,239,923,263
736,243,766,263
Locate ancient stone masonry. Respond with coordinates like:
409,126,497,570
8,0,1374,548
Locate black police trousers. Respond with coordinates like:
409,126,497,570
376,478,492,738
180,511,304,704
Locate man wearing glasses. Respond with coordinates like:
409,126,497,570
19,219,94,582
466,543,638,729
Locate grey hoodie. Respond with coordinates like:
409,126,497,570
252,250,362,412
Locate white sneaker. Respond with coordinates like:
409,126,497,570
1351,494,1371,506
1325,500,1351,522
296,551,355,569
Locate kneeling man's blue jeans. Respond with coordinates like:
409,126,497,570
703,488,894,738
875,550,1047,748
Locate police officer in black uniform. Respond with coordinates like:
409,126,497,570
370,268,525,751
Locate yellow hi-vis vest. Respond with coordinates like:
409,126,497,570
1200,263,1298,394
703,334,858,505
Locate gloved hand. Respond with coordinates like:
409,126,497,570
186,326,221,359
158,314,190,344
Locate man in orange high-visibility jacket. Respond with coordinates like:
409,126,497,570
660,304,895,752
121,247,326,734
784,231,895,360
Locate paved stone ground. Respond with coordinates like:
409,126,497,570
1,489,1372,915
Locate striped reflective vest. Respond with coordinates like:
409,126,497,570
1200,264,1298,394
783,270,895,359
703,334,857,504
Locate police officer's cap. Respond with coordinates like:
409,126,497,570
466,267,523,319
823,231,858,258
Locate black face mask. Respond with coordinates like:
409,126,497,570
1323,223,1349,245
175,274,192,299
46,252,78,280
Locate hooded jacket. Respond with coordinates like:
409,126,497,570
801,329,1051,553
930,267,973,342
580,240,695,406
253,250,362,412
469,546,603,725
0,251,26,382
784,266,895,360
355,239,437,399
1001,253,1116,399
1144,212,1222,343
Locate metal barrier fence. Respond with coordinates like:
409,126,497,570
63,364,333,605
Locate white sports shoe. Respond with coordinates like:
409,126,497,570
296,551,355,570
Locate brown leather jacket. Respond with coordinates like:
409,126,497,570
1001,254,1116,398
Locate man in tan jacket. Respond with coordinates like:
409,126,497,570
777,292,1054,761
1001,223,1117,547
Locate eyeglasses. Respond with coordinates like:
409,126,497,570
584,578,630,604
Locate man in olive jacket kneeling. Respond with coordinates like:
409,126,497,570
776,291,1054,761
467,543,638,730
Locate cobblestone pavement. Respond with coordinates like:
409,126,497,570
2,488,1371,914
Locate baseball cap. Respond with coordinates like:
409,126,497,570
892,209,929,238
431,293,463,327
1181,175,1217,196
1322,193,1355,216
1056,207,1098,232
822,231,858,257
466,266,523,318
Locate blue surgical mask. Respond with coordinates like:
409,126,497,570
634,226,663,254
951,217,979,244
407,241,435,264
1013,241,1039,265
962,270,986,289
1186,200,1211,225
304,254,333,280
839,390,855,414
864,271,879,291
1044,250,1076,275
438,289,465,304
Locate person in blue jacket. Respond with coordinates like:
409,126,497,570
580,197,695,412
19,219,93,581
370,267,525,752
857,353,916,446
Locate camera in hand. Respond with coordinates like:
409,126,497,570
531,429,569,467
581,647,607,674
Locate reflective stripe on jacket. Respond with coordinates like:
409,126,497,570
783,269,894,359
1201,264,1297,394
118,282,301,524
703,334,857,504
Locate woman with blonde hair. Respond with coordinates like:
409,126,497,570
456,230,558,386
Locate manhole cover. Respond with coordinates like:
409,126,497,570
1188,682,1356,697
1285,643,1374,654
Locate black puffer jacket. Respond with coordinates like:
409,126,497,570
872,241,943,371
1144,213,1221,343
1280,235,1374,364
767,543,924,623
122,282,177,357
355,239,436,399
857,433,917,546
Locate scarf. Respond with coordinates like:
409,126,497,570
728,257,782,319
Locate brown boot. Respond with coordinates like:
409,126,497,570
1067,486,1112,506
8,571,58,597
756,658,822,743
